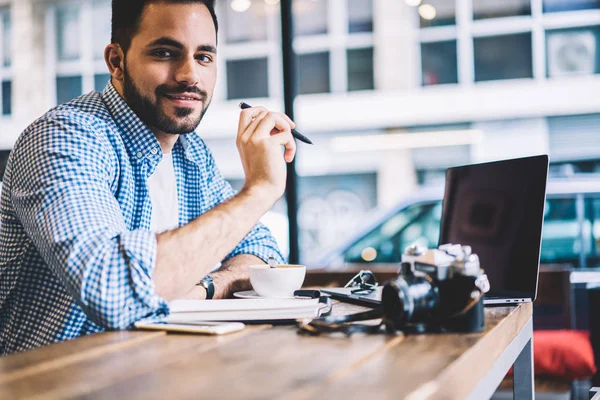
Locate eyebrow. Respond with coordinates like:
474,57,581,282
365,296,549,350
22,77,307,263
146,37,217,54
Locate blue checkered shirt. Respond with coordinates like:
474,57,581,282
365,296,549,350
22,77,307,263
0,83,284,355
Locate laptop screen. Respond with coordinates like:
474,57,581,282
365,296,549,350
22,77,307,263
439,155,549,301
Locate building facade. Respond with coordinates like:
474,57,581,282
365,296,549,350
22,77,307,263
0,0,599,261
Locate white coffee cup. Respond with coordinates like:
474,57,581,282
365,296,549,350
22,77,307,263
248,264,306,298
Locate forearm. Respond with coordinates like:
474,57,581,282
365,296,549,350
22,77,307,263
154,187,273,301
180,254,261,300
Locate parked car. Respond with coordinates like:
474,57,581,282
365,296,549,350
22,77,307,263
318,175,600,270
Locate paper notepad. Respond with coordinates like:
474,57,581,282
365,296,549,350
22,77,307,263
166,298,328,323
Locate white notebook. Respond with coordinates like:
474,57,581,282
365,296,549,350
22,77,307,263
166,298,328,322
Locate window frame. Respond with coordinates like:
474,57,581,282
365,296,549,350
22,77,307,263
46,0,112,106
217,0,375,100
0,7,12,118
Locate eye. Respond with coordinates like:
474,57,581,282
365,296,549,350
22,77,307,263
196,54,213,63
152,49,173,58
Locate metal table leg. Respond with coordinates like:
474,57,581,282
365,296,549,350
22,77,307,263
513,325,534,400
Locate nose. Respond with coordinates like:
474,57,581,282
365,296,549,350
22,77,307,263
174,56,199,87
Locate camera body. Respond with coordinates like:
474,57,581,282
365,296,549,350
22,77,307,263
382,244,490,333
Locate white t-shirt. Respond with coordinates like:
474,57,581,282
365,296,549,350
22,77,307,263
147,153,179,233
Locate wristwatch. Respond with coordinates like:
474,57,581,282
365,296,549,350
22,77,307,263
197,275,215,300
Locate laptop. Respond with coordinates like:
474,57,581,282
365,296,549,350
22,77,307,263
323,155,549,307
440,155,548,305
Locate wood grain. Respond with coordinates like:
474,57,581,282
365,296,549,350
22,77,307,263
0,302,531,400
0,330,165,383
86,326,404,400
291,303,531,400
0,326,268,400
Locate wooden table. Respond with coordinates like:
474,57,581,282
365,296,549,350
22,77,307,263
0,302,533,400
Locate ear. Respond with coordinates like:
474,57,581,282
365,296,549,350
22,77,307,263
104,44,125,82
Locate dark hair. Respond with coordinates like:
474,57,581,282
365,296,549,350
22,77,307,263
111,0,218,54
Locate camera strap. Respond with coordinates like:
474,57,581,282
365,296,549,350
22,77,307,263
298,307,385,336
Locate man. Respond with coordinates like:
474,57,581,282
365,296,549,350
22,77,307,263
0,0,296,354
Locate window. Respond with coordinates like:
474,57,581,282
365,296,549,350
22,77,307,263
226,58,269,100
56,76,82,105
298,52,330,94
473,0,531,20
219,1,375,101
544,0,600,13
347,48,374,91
348,0,373,33
56,5,80,61
224,0,268,43
1,8,11,117
585,196,600,268
92,1,111,60
51,1,115,106
474,33,533,81
2,9,10,67
421,41,458,85
420,0,456,28
293,0,328,36
546,26,600,77
2,80,11,116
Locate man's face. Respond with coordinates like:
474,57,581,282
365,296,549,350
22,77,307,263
121,2,217,135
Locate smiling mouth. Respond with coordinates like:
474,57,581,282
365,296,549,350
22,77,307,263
164,94,202,101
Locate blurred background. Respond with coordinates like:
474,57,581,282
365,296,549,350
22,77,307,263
0,0,599,266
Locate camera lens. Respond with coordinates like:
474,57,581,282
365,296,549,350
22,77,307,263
382,269,440,332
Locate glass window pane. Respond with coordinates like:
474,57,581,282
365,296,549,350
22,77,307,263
473,0,531,19
348,0,373,33
419,0,456,28
2,10,10,67
57,6,80,61
546,26,600,77
347,48,374,91
540,198,580,266
2,80,11,116
92,1,111,60
224,1,268,43
474,33,533,81
293,0,328,36
226,58,269,100
586,197,600,268
56,76,82,105
298,52,330,94
94,74,111,92
421,41,458,85
544,0,600,13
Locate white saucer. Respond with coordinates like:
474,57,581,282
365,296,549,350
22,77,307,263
233,290,294,299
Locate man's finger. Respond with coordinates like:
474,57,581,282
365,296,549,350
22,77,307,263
240,110,270,143
271,130,297,163
251,113,293,142
238,106,268,138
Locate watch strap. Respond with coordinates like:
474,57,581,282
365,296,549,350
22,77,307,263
198,275,214,300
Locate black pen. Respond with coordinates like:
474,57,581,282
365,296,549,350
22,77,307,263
239,102,313,145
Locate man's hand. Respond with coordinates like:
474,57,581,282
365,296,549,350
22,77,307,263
177,255,259,300
236,106,297,206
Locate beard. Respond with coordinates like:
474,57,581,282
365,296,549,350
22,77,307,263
122,65,211,135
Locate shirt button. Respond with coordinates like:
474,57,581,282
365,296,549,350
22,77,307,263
136,152,143,158
151,148,159,155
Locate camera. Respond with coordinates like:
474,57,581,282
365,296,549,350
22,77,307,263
382,243,490,333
